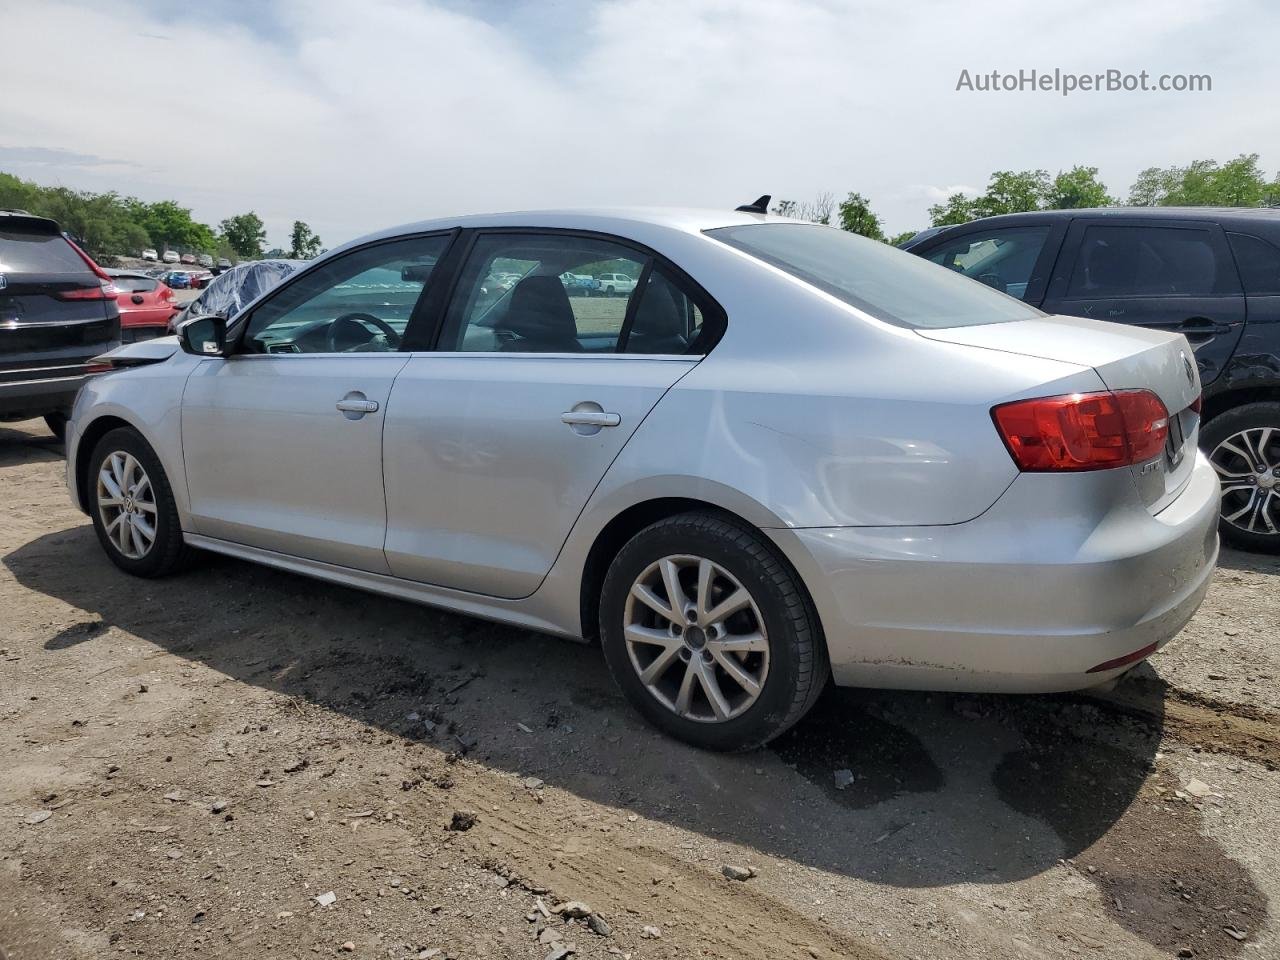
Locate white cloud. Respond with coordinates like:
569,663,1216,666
0,0,1276,244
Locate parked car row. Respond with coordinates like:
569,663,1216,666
141,249,231,272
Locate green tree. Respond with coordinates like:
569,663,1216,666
837,192,884,240
928,192,981,227
135,199,215,254
288,220,323,259
1046,166,1114,209
887,230,919,246
1128,155,1269,207
974,169,1051,217
219,212,267,259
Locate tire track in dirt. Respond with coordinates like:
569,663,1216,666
413,774,892,960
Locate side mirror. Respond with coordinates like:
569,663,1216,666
178,314,228,357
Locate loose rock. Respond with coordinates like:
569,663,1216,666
833,769,854,790
586,914,612,937
449,810,478,831
641,925,661,939
552,901,593,919
721,864,757,881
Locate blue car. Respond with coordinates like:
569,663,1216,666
162,271,191,289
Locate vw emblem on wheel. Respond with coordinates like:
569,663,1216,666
1181,351,1195,386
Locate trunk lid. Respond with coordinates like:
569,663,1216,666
918,314,1202,513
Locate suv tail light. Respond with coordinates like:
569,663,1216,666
56,280,118,301
992,390,1170,472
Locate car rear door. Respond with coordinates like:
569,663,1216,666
1040,217,1246,386
181,233,454,572
381,230,713,599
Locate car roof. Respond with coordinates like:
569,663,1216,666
930,206,1280,230
335,207,791,256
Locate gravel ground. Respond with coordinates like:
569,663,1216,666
1,417,1278,960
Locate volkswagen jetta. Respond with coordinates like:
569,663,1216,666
66,208,1220,750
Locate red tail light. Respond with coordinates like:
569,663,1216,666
1189,393,1202,415
992,390,1169,472
56,280,117,301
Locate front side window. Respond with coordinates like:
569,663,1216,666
708,222,1041,329
1067,225,1225,299
243,236,450,353
439,234,647,353
926,226,1051,301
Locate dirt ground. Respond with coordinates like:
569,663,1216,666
2,418,1278,960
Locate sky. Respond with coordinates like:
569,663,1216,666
2,0,1278,249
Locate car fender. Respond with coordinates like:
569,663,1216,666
68,354,199,524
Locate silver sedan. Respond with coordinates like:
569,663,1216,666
65,208,1220,750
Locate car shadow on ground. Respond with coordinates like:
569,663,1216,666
6,524,1168,898
0,424,61,468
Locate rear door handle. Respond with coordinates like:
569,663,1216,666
561,410,620,427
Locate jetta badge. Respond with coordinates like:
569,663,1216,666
1181,351,1195,386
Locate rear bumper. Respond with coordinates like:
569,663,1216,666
771,451,1221,693
0,364,90,417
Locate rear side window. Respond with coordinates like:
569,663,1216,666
925,226,1051,301
623,268,705,354
1227,232,1280,295
0,227,91,274
1067,225,1227,298
708,222,1041,329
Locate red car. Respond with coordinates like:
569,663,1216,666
105,270,182,341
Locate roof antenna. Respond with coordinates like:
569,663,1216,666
735,194,771,214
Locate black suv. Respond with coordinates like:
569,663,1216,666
904,207,1280,552
0,212,120,439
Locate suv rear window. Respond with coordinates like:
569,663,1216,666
0,226,92,274
706,223,1041,329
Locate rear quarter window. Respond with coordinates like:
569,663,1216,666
1227,232,1280,295
0,228,92,274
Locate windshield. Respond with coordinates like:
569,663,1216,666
706,222,1043,329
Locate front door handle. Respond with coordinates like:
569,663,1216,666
561,410,621,427
336,392,379,419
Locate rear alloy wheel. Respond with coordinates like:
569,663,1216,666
1204,402,1280,553
89,427,192,576
599,513,828,751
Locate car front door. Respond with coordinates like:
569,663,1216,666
1041,217,1246,385
381,230,715,599
181,233,454,573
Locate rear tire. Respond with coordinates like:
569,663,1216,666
599,512,829,751
1203,401,1280,554
44,412,67,442
88,427,192,577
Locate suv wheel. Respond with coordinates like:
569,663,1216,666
1203,401,1280,553
44,412,68,442
88,427,192,576
599,513,829,751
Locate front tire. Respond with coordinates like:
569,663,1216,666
1203,402,1280,553
599,512,829,751
88,427,191,577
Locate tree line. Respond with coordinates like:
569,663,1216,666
773,153,1280,245
0,171,323,263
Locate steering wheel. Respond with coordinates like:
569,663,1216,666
326,312,401,352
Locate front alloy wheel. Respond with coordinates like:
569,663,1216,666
624,554,769,723
88,426,192,576
97,450,158,559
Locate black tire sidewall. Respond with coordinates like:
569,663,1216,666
1202,401,1280,554
599,516,813,751
88,427,186,576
